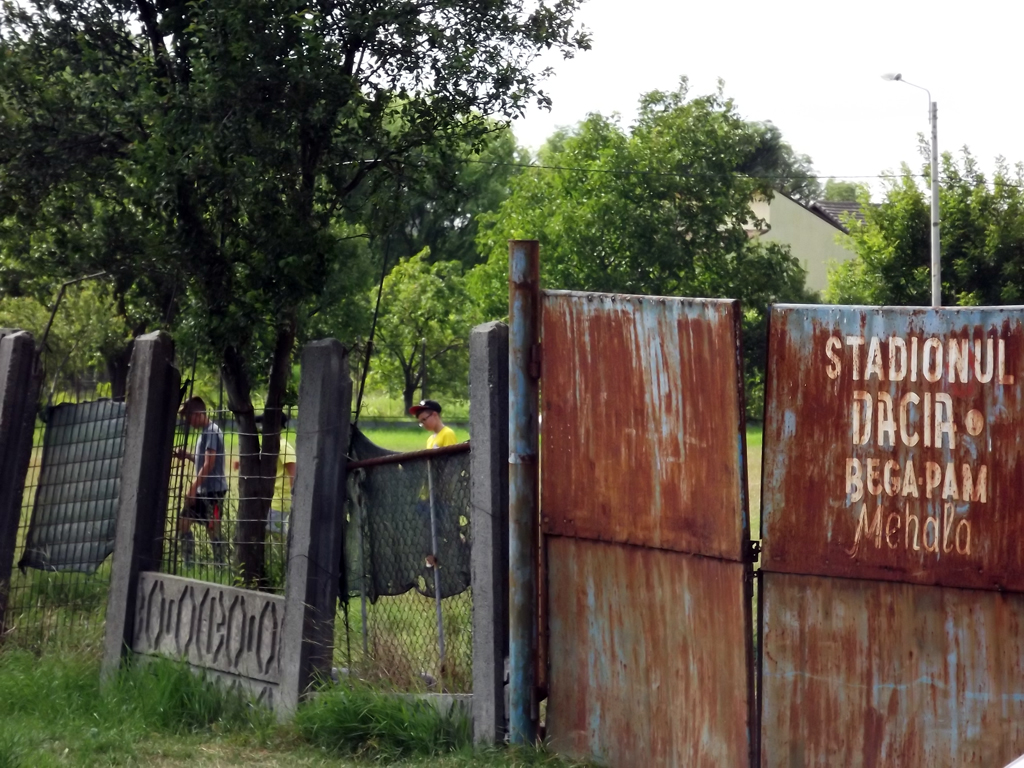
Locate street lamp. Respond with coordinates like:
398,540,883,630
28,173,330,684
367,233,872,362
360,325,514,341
883,73,941,308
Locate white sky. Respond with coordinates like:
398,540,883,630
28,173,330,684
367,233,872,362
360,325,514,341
511,0,1023,200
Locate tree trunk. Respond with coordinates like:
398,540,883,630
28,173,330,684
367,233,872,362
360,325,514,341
105,340,134,402
402,354,421,413
221,345,263,587
220,319,296,589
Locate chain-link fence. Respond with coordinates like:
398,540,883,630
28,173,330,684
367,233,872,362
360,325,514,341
5,380,477,695
159,406,297,595
338,429,473,692
5,398,126,648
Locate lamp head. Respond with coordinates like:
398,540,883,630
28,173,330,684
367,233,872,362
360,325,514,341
882,73,903,81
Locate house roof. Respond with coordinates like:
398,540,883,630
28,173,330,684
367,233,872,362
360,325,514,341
807,201,867,233
765,189,866,235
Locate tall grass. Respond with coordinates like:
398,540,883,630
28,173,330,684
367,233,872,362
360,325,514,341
0,651,272,767
295,683,471,761
0,648,583,767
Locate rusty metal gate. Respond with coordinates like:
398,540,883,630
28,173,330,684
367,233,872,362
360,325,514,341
761,305,1024,767
540,290,756,767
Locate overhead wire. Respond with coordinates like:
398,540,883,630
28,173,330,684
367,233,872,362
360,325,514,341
324,155,1024,191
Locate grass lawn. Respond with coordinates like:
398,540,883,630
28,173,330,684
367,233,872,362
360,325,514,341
746,424,762,541
360,425,471,454
0,647,584,768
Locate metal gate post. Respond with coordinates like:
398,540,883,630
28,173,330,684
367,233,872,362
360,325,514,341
427,459,446,674
508,240,540,744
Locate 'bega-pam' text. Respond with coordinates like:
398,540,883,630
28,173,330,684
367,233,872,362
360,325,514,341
822,333,1014,559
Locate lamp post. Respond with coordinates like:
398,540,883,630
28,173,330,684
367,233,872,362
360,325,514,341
883,73,940,308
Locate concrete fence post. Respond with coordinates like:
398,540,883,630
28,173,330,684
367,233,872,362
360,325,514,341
278,339,351,717
470,321,510,743
101,331,180,683
0,331,42,630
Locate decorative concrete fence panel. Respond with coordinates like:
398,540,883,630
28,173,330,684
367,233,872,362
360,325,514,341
132,572,284,706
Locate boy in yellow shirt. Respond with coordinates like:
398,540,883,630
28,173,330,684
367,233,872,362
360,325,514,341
409,399,457,448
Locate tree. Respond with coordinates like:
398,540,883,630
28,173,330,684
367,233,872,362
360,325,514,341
0,283,129,401
381,128,527,270
370,250,478,412
823,179,870,202
469,79,815,415
824,150,1024,307
744,121,822,203
0,0,588,585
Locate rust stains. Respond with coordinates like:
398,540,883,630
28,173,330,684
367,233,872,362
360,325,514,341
761,305,1024,592
761,572,1024,768
540,290,749,560
546,536,753,768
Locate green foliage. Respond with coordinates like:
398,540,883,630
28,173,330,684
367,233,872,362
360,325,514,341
0,0,588,406
469,79,814,416
823,179,871,202
743,121,822,203
384,127,527,270
0,0,588,584
295,683,470,760
825,150,1024,307
0,282,128,397
370,250,479,410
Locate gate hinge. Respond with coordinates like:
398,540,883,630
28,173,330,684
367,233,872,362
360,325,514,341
743,539,761,564
529,343,542,379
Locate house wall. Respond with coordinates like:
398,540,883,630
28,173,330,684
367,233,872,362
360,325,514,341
750,195,856,295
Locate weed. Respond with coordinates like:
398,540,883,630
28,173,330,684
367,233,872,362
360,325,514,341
295,683,471,761
114,656,270,735
0,646,585,766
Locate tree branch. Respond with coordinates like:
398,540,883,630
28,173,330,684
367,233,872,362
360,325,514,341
134,0,176,87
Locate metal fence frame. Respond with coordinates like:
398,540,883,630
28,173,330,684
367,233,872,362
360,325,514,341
339,442,473,692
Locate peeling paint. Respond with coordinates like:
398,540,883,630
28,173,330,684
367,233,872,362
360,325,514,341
541,290,753,767
763,305,1024,591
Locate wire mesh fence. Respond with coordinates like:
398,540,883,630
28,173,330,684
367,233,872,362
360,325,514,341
159,405,298,595
4,397,126,649
338,430,473,693
4,380,477,696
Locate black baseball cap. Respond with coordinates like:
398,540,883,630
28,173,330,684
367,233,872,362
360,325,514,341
409,399,442,416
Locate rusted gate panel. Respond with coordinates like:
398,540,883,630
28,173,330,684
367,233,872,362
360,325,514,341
541,291,749,559
761,305,1024,767
763,305,1024,589
762,573,1024,767
547,537,752,766
542,291,753,768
